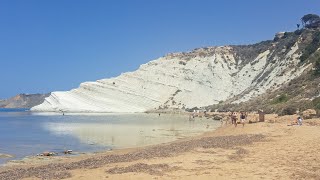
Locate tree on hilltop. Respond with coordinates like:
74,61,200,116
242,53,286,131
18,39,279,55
301,14,320,28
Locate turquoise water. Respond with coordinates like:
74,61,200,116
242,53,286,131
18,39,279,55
0,109,219,165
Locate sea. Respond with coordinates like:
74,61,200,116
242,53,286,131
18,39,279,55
0,108,220,165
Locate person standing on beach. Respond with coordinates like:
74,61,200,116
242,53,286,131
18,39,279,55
229,112,234,125
231,112,237,127
240,111,246,127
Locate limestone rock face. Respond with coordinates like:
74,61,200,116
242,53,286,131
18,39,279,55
32,37,310,112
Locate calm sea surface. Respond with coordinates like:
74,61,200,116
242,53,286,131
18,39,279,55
0,109,219,165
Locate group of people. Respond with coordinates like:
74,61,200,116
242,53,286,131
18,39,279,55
229,111,247,127
218,111,305,127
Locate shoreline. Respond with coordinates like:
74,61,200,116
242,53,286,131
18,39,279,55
1,114,320,179
0,112,229,167
0,112,219,167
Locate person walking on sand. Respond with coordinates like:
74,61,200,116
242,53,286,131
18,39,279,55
240,111,246,127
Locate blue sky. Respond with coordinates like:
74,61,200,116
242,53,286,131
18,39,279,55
0,0,319,99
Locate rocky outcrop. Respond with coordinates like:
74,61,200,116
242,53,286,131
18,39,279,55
32,30,314,113
0,93,50,109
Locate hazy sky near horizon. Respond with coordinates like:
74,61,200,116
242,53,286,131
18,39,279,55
0,0,319,99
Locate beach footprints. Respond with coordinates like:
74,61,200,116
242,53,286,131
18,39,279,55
106,163,179,176
228,147,250,161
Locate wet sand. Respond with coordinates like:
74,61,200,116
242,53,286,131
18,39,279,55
1,114,320,179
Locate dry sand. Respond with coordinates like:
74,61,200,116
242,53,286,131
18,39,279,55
1,114,320,180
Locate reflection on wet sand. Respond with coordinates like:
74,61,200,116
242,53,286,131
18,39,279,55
45,114,219,149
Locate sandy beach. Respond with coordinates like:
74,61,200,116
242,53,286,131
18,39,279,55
1,114,320,180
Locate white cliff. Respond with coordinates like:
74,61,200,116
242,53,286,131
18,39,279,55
32,35,310,112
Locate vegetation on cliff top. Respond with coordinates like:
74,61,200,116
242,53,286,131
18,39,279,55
206,14,320,116
301,14,320,29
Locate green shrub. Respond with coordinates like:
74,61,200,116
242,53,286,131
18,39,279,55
179,61,186,65
300,32,320,62
272,94,289,104
313,57,320,76
294,29,303,35
273,36,280,41
312,97,320,109
280,107,296,115
283,32,293,39
186,107,200,112
286,40,296,50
